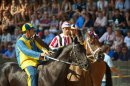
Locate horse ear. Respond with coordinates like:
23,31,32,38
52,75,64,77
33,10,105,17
85,31,90,38
73,36,78,44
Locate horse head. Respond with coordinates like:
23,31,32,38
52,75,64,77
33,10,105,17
70,36,90,70
84,31,104,62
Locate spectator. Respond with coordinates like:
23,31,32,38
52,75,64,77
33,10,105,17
97,0,108,16
99,27,115,46
69,18,75,25
75,0,86,16
17,0,25,21
84,27,96,39
32,0,41,19
58,0,71,20
86,0,96,22
30,15,40,34
112,9,124,30
112,45,122,61
22,0,32,21
75,10,86,30
94,11,107,38
10,0,17,23
2,44,15,59
51,0,60,17
123,11,130,37
1,10,9,32
115,0,130,15
59,14,68,31
124,29,130,51
111,29,124,50
38,0,51,15
15,13,24,30
101,44,122,86
0,43,8,57
49,15,59,34
43,30,55,45
39,11,51,35
82,14,94,31
38,32,43,39
118,46,130,61
6,14,15,34
71,0,78,21
1,29,12,45
11,29,22,47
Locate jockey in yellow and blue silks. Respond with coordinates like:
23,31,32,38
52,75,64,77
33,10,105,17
15,23,49,86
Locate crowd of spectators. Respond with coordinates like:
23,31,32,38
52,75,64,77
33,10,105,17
0,0,130,61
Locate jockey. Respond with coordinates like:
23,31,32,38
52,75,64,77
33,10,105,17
49,21,73,51
15,23,49,86
70,24,77,37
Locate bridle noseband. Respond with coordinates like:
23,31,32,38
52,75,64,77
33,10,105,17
86,38,101,63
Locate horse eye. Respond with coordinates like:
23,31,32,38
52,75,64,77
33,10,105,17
90,42,94,45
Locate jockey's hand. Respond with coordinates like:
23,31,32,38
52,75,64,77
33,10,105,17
59,46,63,48
49,52,53,57
41,52,47,57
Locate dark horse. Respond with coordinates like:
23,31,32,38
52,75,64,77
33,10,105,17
65,32,112,86
0,37,89,86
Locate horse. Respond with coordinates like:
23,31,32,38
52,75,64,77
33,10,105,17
65,31,112,86
0,37,89,86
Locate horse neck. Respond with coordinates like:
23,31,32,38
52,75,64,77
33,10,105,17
42,44,73,85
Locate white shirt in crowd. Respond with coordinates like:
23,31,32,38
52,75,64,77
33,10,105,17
94,16,108,27
1,33,12,43
124,36,130,47
97,0,108,10
102,53,114,82
30,19,39,26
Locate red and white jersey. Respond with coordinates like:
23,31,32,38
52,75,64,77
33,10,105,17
49,34,72,50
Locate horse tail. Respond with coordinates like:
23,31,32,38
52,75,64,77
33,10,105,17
0,62,11,86
105,62,112,86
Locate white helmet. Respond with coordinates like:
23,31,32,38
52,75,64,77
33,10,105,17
71,24,76,29
62,21,70,28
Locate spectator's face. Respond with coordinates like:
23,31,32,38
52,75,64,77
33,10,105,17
73,0,77,3
77,0,82,4
62,27,70,35
44,31,49,36
25,1,29,6
119,0,123,2
115,11,120,16
52,0,56,3
16,30,19,35
52,16,56,21
100,0,104,2
19,0,23,4
87,0,92,3
44,12,48,18
98,13,103,18
82,12,86,18
8,45,12,52
114,31,118,36
116,46,121,53
2,0,7,5
122,48,127,54
12,1,16,5
90,27,95,32
43,0,47,4
107,27,112,34
32,16,36,20
125,12,130,17
64,0,67,2
85,16,90,21
127,32,130,37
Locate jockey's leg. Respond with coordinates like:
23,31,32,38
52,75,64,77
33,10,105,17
24,66,38,86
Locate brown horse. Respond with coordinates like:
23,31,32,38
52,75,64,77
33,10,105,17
65,32,112,86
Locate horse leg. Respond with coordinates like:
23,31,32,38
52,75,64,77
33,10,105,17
90,61,106,86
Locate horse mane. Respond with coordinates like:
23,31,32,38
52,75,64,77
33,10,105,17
39,43,73,65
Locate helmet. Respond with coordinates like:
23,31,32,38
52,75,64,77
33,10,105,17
62,21,70,29
22,23,37,32
71,24,76,29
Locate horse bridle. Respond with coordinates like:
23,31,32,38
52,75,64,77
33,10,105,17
86,38,101,63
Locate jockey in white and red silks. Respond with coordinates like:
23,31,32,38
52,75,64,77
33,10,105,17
49,21,73,51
